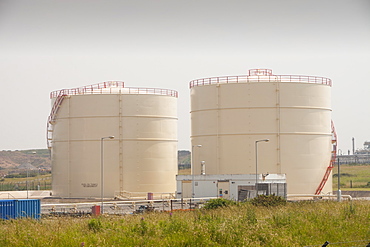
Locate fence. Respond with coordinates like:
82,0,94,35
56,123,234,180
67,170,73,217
0,181,51,191
336,155,370,165
41,197,216,216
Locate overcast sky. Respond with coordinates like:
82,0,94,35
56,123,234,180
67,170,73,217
0,0,369,153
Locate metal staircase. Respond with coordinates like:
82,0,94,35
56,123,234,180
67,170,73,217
47,94,66,149
315,120,337,195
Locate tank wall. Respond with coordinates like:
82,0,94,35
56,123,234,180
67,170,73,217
51,93,177,198
122,141,177,192
191,81,332,195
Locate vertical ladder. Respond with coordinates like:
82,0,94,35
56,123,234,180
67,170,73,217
47,94,66,149
315,120,337,195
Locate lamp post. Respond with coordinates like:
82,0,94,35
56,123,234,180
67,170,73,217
191,144,202,200
255,139,269,192
337,149,342,202
27,151,36,199
101,136,114,214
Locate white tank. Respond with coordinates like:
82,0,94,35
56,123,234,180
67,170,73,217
48,82,178,198
190,69,334,195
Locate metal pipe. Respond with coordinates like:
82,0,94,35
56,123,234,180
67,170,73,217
287,194,352,201
255,139,269,190
337,150,341,202
101,136,114,214
201,161,206,175
191,145,202,201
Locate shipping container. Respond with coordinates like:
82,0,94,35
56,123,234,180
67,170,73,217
0,199,41,220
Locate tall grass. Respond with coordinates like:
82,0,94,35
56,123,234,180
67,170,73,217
0,200,369,246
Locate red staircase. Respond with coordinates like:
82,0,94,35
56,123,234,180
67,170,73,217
46,94,66,149
315,120,337,195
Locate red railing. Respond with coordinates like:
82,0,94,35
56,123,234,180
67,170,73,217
315,120,337,195
50,81,178,98
50,81,124,98
189,73,332,88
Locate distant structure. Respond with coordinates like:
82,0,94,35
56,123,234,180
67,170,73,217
337,141,370,165
176,174,286,201
355,141,370,155
190,69,336,195
48,82,178,198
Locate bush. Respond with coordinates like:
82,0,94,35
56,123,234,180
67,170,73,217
87,218,103,232
203,198,237,209
249,194,287,207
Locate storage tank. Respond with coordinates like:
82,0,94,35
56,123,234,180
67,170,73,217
47,82,178,198
190,69,336,195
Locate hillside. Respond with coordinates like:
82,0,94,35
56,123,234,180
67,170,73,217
0,149,191,173
0,149,51,171
178,150,191,169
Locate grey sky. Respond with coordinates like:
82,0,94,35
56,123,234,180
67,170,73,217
0,0,369,153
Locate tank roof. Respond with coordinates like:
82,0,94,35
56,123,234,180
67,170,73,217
190,69,332,88
50,81,178,98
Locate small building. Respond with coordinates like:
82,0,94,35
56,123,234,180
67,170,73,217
176,174,286,201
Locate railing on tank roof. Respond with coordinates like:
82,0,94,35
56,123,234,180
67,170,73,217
50,81,178,98
189,74,332,88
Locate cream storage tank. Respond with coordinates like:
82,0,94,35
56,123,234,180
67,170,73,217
47,82,178,198
190,69,336,195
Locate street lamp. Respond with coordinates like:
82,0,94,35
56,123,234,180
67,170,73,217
255,139,269,192
101,136,114,214
27,151,36,199
191,144,202,200
337,149,342,202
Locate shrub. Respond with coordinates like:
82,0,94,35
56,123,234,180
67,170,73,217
87,218,103,232
203,198,237,209
249,194,286,207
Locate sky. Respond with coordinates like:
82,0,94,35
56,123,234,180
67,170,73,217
0,0,369,153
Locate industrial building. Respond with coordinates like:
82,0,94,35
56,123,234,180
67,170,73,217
189,69,336,195
47,82,178,198
176,174,287,201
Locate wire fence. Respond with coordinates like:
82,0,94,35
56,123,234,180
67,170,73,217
0,181,51,191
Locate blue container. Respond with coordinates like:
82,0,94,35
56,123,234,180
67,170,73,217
0,199,41,220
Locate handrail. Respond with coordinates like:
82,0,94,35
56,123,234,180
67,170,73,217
50,81,124,98
50,81,178,98
47,94,66,149
189,74,332,88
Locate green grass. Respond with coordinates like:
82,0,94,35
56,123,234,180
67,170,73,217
0,200,369,246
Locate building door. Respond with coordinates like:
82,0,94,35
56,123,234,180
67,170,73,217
217,181,230,199
182,181,192,198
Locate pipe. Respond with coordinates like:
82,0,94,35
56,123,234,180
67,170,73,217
287,194,352,201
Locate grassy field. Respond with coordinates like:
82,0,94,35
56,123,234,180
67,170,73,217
0,200,369,246
332,164,370,190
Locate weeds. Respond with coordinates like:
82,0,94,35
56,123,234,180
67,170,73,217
0,200,369,246
202,198,237,209
87,218,103,232
249,194,287,207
